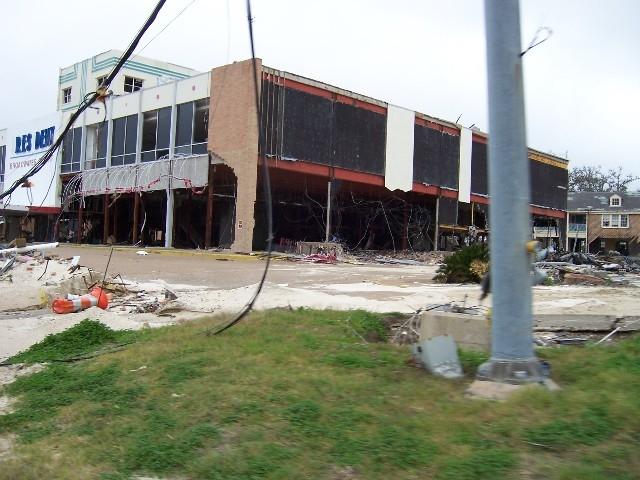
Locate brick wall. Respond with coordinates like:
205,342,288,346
209,59,261,253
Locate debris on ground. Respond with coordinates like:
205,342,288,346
536,251,640,286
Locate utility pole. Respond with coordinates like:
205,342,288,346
477,0,543,384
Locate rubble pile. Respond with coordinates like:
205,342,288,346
536,251,640,286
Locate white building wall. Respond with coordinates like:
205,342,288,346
58,49,200,112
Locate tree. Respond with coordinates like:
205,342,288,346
569,165,639,192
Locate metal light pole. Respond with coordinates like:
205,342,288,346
477,0,543,383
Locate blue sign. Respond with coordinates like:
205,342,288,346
15,126,55,155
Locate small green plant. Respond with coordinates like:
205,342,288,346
435,244,489,283
8,319,138,364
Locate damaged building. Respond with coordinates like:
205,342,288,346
0,52,568,252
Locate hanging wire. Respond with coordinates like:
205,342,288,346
206,0,273,335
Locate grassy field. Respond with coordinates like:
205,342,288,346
0,310,639,480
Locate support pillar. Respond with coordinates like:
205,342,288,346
132,193,140,245
402,205,409,250
103,194,110,245
77,200,84,244
434,196,440,251
164,188,174,248
325,180,332,242
205,163,214,249
477,0,543,384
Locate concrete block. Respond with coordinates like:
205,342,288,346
533,314,616,332
419,311,491,352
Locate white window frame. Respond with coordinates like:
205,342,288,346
124,76,144,93
96,75,107,88
601,213,629,228
610,195,622,207
62,87,72,104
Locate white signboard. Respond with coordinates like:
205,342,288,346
4,113,61,209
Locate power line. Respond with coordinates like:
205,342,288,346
208,0,273,335
135,0,197,57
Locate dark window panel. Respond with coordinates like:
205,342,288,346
175,145,191,156
112,118,126,156
142,151,156,162
156,149,169,160
176,102,194,147
192,143,207,155
157,107,171,149
95,158,106,169
280,87,333,164
413,124,460,189
333,102,385,175
97,123,108,159
142,111,158,152
111,155,124,166
72,127,82,163
471,141,488,195
193,98,209,144
125,115,138,154
124,154,136,165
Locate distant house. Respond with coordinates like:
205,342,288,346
567,191,640,255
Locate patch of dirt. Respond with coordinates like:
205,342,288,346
0,363,47,386
0,396,16,415
0,434,15,461
329,465,359,479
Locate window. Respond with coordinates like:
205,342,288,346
175,98,209,156
141,107,171,161
0,145,6,187
85,123,108,169
62,87,72,104
610,195,622,207
124,76,144,93
96,76,107,89
601,214,629,228
61,127,82,173
111,115,138,166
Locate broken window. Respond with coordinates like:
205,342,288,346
111,115,137,166
141,107,171,162
175,98,209,156
85,123,108,169
62,87,72,104
124,76,144,93
61,127,82,173
96,75,107,89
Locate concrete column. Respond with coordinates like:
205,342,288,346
132,193,140,244
164,81,178,249
205,162,214,248
103,194,110,244
477,0,543,383
209,59,261,253
434,196,440,251
77,200,83,244
164,189,174,248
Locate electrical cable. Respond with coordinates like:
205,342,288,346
0,0,167,203
135,0,197,57
207,0,273,336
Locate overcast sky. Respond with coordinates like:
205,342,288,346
2,0,639,180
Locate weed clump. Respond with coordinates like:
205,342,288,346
435,245,489,283
8,319,137,364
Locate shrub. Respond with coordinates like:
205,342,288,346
435,245,489,283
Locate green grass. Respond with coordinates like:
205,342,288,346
7,319,139,364
0,309,639,479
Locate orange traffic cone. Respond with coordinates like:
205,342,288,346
51,287,111,314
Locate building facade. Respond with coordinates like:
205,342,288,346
2,54,569,251
567,191,640,255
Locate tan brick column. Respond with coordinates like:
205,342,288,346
209,59,261,253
